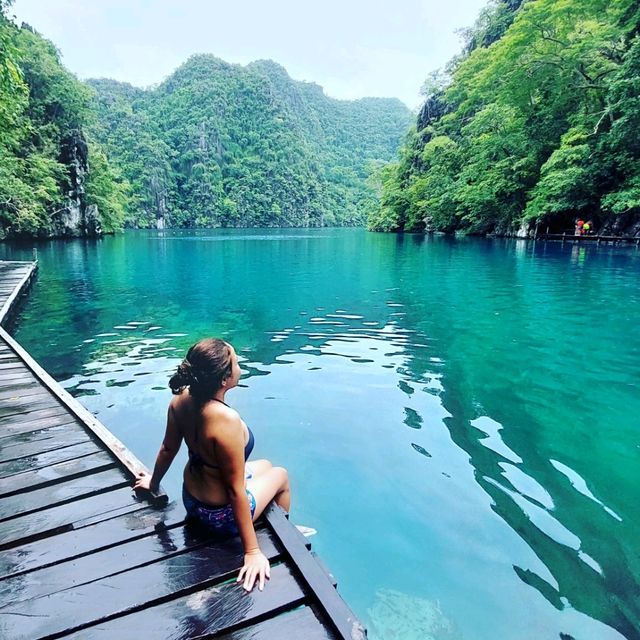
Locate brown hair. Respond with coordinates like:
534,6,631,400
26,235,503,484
169,338,232,402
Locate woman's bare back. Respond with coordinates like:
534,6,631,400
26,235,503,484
173,390,250,506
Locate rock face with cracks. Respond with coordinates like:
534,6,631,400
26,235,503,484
53,132,102,237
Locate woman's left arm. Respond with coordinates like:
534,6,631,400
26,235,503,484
134,403,183,493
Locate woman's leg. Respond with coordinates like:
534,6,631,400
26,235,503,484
246,466,290,519
247,459,272,477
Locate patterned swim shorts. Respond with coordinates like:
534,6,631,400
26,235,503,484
182,467,257,538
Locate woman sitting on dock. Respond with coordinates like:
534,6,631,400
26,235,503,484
134,338,291,592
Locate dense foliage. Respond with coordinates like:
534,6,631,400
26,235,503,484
369,0,640,235
88,58,412,228
0,3,126,237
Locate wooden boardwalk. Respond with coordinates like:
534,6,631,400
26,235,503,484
536,232,640,246
0,260,365,640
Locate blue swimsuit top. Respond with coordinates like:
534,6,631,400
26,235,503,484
188,398,254,471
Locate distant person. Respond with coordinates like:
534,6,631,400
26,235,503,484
134,338,291,592
584,220,593,235
575,218,585,236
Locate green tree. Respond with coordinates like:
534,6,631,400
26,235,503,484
0,7,127,237
371,0,640,235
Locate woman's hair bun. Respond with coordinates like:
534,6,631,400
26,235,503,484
168,338,233,401
169,359,196,393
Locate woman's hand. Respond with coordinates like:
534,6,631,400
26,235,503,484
237,549,270,592
133,471,157,493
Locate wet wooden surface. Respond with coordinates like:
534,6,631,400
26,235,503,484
0,261,363,640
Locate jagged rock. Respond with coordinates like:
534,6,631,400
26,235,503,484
598,212,640,237
417,93,449,133
149,172,168,229
516,220,533,238
51,131,103,237
84,204,101,235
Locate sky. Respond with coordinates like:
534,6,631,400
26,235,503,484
10,0,489,109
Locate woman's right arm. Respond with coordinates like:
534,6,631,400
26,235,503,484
212,412,270,591
134,402,182,493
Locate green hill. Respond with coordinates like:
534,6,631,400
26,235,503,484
369,0,640,236
88,56,412,229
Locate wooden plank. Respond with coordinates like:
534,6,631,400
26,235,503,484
0,383,46,398
0,510,200,606
0,503,182,580
70,500,150,529
0,405,71,430
0,288,27,296
0,523,273,610
0,325,166,505
0,420,88,451
0,412,77,439
0,440,100,478
0,528,286,640
0,386,51,405
0,380,48,400
0,375,40,389
39,562,304,640
0,486,143,551
216,605,337,640
0,361,29,371
0,261,37,325
0,467,129,522
0,393,61,418
0,372,42,386
265,504,366,640
312,551,338,588
0,450,116,497
0,426,91,464
0,372,33,384
0,371,32,383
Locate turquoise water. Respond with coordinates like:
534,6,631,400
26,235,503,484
2,229,639,640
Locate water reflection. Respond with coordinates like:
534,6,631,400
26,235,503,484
3,230,639,640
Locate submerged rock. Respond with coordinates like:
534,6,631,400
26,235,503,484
367,588,462,640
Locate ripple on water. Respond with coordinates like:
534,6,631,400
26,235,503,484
6,230,639,640
550,459,623,522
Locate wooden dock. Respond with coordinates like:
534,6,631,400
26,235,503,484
536,232,640,246
0,260,365,640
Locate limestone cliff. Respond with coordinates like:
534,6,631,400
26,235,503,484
53,132,102,237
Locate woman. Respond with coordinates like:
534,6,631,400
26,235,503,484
134,338,291,592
